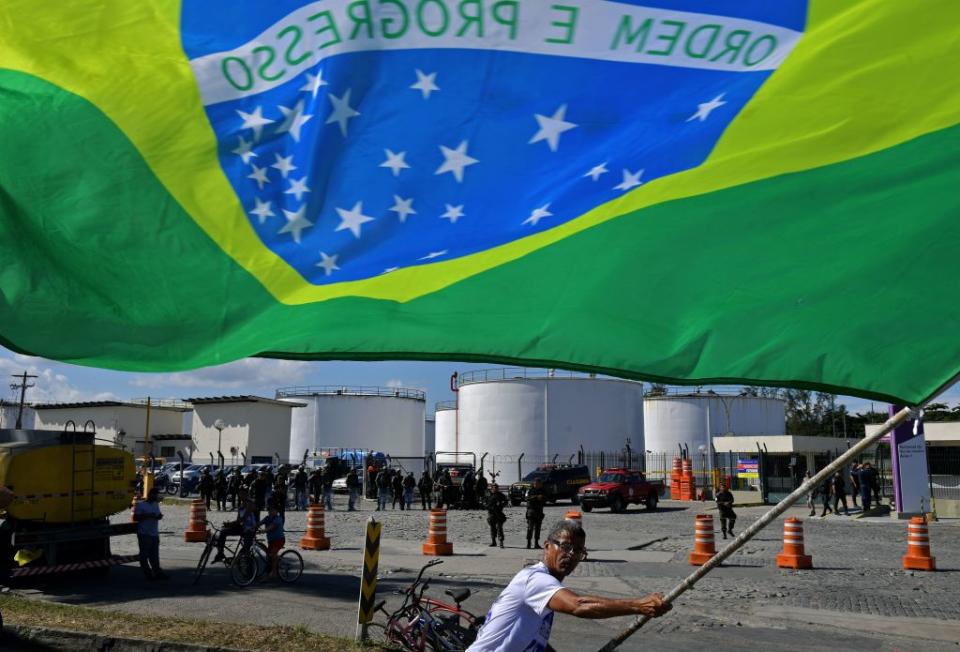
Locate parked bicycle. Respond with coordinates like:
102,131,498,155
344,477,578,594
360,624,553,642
193,523,303,587
368,559,482,651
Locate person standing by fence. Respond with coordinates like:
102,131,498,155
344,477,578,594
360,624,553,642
403,472,416,510
849,462,861,509
487,484,508,548
322,467,335,510
525,479,546,549
215,469,228,511
346,467,360,511
820,474,834,517
418,470,433,510
858,463,877,511
832,471,849,515
293,466,308,511
391,471,404,510
376,468,390,511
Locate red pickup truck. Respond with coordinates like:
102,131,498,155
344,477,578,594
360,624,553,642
578,468,666,512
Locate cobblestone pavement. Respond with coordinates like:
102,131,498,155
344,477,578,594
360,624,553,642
13,496,959,651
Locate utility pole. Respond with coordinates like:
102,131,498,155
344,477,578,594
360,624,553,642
10,371,37,429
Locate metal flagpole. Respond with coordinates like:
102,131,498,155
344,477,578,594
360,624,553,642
597,404,916,652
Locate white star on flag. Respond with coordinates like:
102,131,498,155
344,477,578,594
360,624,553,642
316,251,340,276
529,104,577,152
614,168,644,191
584,162,609,181
247,164,269,189
285,176,311,201
326,89,360,137
523,204,553,226
300,70,328,98
231,136,257,164
276,100,313,143
278,206,314,244
419,250,448,261
441,204,465,223
335,201,375,238
410,69,439,99
236,106,274,141
687,93,727,122
249,198,275,225
435,141,478,183
271,153,297,178
389,195,416,223
380,150,411,177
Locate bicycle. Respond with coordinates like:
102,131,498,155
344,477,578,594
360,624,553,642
369,559,482,652
194,523,303,587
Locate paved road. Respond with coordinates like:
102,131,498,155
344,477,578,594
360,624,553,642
14,497,960,651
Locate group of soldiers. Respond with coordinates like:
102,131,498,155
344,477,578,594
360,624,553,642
367,466,494,511
485,478,547,549
365,465,549,549
196,463,362,514
807,460,881,517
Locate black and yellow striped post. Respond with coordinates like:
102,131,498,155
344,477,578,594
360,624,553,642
356,517,382,641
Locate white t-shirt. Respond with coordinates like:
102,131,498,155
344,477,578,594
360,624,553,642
134,500,161,537
467,562,564,652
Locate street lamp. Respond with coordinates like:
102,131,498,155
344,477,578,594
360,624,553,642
213,419,225,468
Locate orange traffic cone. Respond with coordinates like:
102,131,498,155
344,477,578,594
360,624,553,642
670,458,682,500
184,499,209,542
775,518,813,569
902,516,936,571
681,458,696,501
688,514,716,565
422,509,454,556
300,503,332,550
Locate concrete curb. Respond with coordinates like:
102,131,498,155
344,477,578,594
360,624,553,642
4,625,252,652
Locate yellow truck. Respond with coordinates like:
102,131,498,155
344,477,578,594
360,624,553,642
0,425,138,577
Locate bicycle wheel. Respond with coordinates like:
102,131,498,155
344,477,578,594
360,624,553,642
193,536,215,585
394,613,427,652
231,551,258,587
363,622,389,644
277,549,304,583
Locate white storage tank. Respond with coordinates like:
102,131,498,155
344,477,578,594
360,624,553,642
643,392,786,455
454,369,645,479
434,402,457,464
278,386,426,461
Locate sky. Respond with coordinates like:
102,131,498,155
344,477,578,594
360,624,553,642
1,345,956,418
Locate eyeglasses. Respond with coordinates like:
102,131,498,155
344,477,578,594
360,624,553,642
547,539,588,560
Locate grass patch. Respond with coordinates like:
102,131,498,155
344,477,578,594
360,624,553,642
0,594,393,651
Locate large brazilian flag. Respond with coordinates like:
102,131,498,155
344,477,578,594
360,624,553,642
0,1,958,405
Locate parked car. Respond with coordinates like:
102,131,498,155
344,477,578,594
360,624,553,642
509,464,591,506
578,468,666,512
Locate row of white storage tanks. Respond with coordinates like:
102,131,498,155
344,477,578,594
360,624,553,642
279,373,785,473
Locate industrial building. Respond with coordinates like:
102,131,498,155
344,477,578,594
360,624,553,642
277,385,426,462
188,395,303,466
29,399,192,458
439,369,645,480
